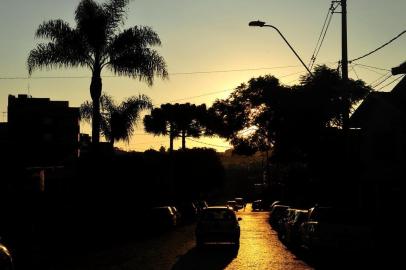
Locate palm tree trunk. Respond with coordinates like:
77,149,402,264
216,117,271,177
181,130,186,150
90,68,102,144
169,123,174,152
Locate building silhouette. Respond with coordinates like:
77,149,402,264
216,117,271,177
7,94,80,167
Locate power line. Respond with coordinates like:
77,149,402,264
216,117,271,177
279,70,306,79
0,65,302,80
169,65,300,76
308,2,339,71
352,63,390,72
350,65,360,80
371,74,393,88
0,75,94,80
349,30,406,63
368,71,391,87
347,63,393,88
378,74,405,90
284,61,338,85
308,4,332,68
159,71,308,105
165,88,234,103
0,62,341,81
124,140,168,146
352,64,389,76
186,138,230,148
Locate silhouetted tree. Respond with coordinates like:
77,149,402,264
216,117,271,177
210,65,372,204
80,94,152,146
209,75,288,155
144,104,176,152
144,103,209,151
27,0,167,143
297,65,371,128
209,65,371,157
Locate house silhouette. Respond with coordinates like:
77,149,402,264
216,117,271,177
350,62,406,220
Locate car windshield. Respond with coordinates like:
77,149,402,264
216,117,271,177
202,209,235,221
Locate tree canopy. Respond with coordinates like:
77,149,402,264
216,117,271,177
209,65,371,156
143,103,209,151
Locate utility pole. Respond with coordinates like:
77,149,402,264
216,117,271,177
341,0,349,132
340,0,352,204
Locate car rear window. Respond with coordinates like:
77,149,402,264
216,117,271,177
202,210,235,221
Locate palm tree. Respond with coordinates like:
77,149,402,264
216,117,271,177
27,0,168,144
80,94,152,146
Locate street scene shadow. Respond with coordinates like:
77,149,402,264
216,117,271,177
172,245,238,270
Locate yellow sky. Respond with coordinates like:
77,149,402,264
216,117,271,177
1,0,406,151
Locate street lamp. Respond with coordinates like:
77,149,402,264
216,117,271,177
249,20,313,77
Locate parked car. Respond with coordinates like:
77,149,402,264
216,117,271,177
176,202,198,222
300,206,374,253
149,206,177,229
170,206,181,225
226,200,238,211
234,198,245,211
194,200,208,210
277,208,297,240
283,209,308,247
252,200,263,211
269,204,290,229
195,206,241,248
194,200,209,216
270,200,281,209
0,241,13,270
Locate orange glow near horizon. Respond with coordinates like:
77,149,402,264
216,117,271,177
2,1,406,151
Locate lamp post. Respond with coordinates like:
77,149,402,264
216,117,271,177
249,20,313,77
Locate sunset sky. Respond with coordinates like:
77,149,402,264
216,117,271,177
1,0,406,151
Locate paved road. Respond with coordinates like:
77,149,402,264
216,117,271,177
56,204,313,270
221,208,312,270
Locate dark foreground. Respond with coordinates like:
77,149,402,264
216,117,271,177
52,205,311,270
42,204,399,270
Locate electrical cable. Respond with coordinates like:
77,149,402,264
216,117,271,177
378,74,405,90
352,63,390,72
349,30,406,63
308,2,339,71
186,137,230,148
308,5,332,68
165,89,233,104
368,72,391,87
310,7,336,71
0,65,302,80
350,65,360,80
352,64,388,76
371,74,393,88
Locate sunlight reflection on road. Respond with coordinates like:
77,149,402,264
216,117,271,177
224,205,313,270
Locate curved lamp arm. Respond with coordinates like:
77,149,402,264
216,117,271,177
249,20,313,77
